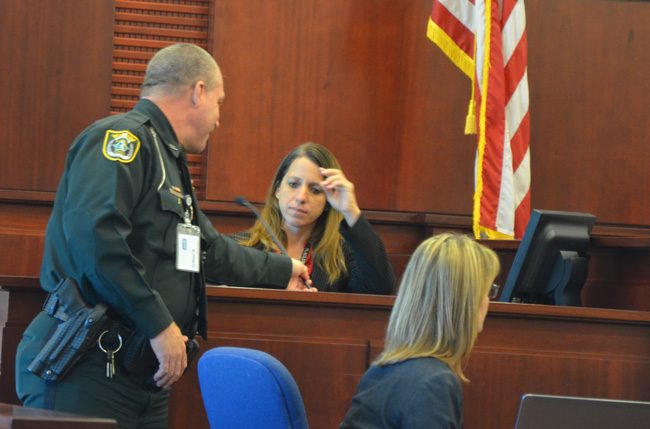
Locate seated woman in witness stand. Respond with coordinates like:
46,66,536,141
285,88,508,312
340,232,500,428
232,142,395,294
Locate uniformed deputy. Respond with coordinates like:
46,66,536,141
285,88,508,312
15,43,313,429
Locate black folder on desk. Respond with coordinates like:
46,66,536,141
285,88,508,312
514,393,650,429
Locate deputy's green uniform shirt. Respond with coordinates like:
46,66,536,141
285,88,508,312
18,99,295,427
38,98,292,339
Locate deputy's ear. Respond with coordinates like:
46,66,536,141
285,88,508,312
191,81,205,106
191,86,199,106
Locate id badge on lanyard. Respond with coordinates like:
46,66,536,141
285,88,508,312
176,194,201,273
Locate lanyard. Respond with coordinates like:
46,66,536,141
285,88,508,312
300,243,314,276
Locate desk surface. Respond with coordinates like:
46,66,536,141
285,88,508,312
209,284,650,323
0,403,117,429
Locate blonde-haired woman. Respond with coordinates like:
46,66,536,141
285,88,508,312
340,232,500,428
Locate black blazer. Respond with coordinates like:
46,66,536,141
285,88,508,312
230,215,395,294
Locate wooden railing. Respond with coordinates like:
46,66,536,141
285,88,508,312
2,278,649,429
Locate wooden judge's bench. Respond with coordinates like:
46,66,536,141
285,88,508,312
1,272,649,429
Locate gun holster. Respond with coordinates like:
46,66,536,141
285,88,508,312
27,278,112,381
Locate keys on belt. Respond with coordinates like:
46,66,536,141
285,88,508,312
98,330,123,378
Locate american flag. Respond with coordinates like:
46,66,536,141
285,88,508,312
428,0,530,239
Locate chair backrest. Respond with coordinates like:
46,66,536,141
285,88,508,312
513,393,650,429
198,346,309,429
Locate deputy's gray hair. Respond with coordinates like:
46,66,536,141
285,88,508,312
141,43,219,97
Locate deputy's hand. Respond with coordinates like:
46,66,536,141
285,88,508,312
149,322,188,388
287,258,316,292
320,167,361,226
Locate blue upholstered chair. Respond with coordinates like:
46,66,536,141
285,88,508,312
198,347,309,429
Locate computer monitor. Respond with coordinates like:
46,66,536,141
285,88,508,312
514,393,650,429
499,209,596,306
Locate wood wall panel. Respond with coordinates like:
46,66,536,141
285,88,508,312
111,0,210,114
527,0,650,224
208,0,474,212
209,0,399,207
584,246,650,311
0,234,44,277
0,0,114,193
1,198,647,314
112,0,211,198
0,203,51,277
393,1,477,214
466,351,650,429
465,306,650,428
1,0,649,228
208,0,650,225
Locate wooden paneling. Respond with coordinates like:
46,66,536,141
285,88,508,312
0,0,114,193
1,0,649,229
0,203,51,277
583,244,650,311
195,288,650,429
111,0,210,114
208,0,473,212
3,281,649,429
466,304,650,428
112,0,211,198
1,195,649,313
527,0,650,224
0,234,45,277
207,0,650,225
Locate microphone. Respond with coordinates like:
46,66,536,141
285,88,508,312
234,196,289,256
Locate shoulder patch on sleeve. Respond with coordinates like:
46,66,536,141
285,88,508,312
102,129,141,163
